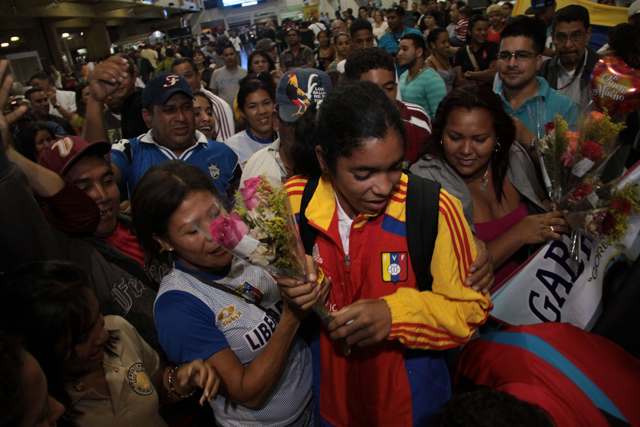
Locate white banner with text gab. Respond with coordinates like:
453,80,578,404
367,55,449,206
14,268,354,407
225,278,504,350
489,235,633,331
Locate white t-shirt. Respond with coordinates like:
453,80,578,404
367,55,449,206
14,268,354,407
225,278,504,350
224,129,274,167
49,89,77,117
240,139,287,187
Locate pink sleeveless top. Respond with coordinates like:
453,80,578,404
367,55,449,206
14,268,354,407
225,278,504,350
474,202,529,287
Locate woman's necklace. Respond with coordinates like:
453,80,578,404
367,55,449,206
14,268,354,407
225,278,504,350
468,162,491,191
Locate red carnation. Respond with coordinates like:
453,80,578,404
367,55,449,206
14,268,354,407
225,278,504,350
610,198,632,215
602,211,618,234
566,182,594,206
544,121,555,133
580,141,604,161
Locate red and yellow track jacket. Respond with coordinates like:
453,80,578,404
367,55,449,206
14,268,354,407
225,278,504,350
286,173,492,427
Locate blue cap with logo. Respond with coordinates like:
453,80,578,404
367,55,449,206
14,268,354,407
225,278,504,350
276,67,332,123
142,73,194,108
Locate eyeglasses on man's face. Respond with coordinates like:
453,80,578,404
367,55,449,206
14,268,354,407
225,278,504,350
497,50,536,61
553,31,585,45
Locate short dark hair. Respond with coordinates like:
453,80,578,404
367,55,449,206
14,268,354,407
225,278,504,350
236,72,276,111
131,161,219,265
500,16,547,55
0,260,118,425
427,27,449,48
24,87,44,102
222,43,236,54
29,72,51,85
502,2,513,11
388,5,406,16
350,18,374,38
422,84,515,205
345,47,396,81
401,33,426,54
458,5,474,18
358,6,368,12
172,56,198,74
467,14,489,43
553,4,590,31
293,80,407,176
166,47,175,57
433,389,554,427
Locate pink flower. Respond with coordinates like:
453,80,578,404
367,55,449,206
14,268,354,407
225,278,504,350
240,177,269,210
209,213,250,250
561,148,577,167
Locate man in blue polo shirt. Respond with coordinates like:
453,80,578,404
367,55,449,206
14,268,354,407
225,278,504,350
495,17,577,155
378,6,423,75
110,73,241,202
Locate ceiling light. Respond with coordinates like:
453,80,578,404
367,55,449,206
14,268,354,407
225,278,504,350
80,32,84,36
1,43,9,47
62,33,69,38
10,36,19,42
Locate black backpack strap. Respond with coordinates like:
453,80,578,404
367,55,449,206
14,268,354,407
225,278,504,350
299,175,321,256
406,173,441,292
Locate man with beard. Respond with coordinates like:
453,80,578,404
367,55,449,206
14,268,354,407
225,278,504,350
397,33,447,119
538,5,601,110
496,17,577,156
378,6,423,75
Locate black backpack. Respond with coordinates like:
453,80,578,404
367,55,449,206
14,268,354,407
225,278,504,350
298,173,441,292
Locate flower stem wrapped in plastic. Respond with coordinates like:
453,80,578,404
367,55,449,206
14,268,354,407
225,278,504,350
194,174,349,356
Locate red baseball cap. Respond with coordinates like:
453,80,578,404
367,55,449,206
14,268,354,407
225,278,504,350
38,136,111,176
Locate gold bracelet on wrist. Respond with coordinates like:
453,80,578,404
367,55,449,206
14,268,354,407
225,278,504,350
167,366,197,399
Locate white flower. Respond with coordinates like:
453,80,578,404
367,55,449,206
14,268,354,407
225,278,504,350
250,226,269,241
248,243,277,266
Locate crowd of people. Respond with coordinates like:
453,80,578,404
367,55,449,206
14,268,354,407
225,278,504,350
2,0,640,426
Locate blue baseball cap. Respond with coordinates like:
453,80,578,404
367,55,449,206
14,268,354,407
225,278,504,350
525,0,555,15
142,73,194,108
276,67,332,123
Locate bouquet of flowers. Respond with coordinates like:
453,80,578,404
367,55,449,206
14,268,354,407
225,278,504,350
538,110,625,206
208,175,308,279
197,174,350,355
537,110,634,259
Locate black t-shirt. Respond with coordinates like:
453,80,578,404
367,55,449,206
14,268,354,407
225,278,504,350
453,41,499,73
121,90,148,140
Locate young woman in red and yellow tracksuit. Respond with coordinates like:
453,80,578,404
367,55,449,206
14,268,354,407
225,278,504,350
278,80,493,427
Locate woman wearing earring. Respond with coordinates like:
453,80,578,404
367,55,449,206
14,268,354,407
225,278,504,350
224,72,276,165
411,85,569,286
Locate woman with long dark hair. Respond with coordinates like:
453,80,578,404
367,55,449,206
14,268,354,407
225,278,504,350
280,80,492,426
411,85,569,285
71,82,89,135
0,260,219,427
314,30,335,71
